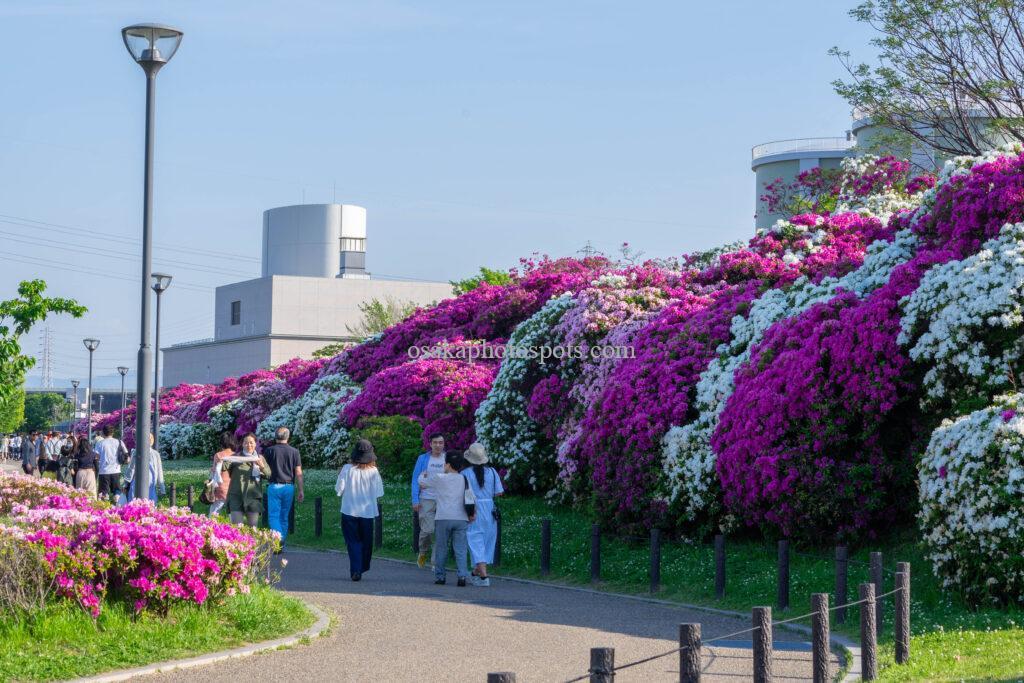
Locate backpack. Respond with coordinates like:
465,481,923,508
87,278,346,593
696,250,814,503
117,440,130,465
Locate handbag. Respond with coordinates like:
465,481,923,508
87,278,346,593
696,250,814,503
490,469,502,522
198,479,217,505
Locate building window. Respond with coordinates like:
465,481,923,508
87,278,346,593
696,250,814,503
230,300,241,326
340,237,365,252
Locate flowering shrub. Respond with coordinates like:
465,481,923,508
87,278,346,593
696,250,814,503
0,473,276,617
158,422,219,460
919,394,1024,605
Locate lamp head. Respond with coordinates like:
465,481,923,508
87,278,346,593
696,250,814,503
83,338,100,352
71,380,79,389
117,366,130,377
121,23,183,73
151,272,173,293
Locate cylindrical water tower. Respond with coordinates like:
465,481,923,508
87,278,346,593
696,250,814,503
261,204,368,279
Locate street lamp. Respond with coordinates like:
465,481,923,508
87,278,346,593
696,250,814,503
117,366,129,439
83,339,100,441
70,379,79,424
151,272,172,452
122,23,183,500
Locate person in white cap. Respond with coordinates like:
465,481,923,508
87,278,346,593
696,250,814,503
461,442,504,586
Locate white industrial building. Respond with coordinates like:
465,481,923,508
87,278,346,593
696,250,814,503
162,204,453,386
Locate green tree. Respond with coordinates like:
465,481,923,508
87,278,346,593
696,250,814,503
450,266,513,296
312,342,350,359
0,388,25,432
344,296,420,341
832,0,1024,159
0,281,86,423
21,392,73,432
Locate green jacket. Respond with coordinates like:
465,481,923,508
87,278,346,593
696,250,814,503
227,458,272,503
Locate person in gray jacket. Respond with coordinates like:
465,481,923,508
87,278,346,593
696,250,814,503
21,431,39,476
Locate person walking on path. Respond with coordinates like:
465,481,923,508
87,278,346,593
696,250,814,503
262,427,304,548
411,433,446,568
335,438,384,581
94,425,129,504
208,432,238,517
73,435,98,497
461,442,504,587
21,431,39,476
56,436,76,487
126,432,166,503
226,433,271,527
10,434,21,462
418,450,476,587
1,434,9,461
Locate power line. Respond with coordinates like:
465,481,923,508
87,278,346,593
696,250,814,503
1,250,215,293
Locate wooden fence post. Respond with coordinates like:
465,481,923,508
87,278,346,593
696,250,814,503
835,545,848,624
186,484,194,510
314,497,323,538
895,567,910,665
374,501,383,549
752,606,773,683
777,539,790,611
493,511,502,567
540,518,552,576
487,674,516,683
590,524,601,584
650,528,661,593
811,593,830,683
714,534,726,598
870,551,883,637
679,623,701,683
589,647,614,683
168,481,176,507
860,583,877,680
412,510,421,554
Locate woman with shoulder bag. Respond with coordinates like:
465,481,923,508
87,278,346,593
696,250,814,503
73,435,98,497
461,442,504,587
226,433,271,527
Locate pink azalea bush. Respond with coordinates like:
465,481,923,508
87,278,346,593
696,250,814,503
0,473,276,617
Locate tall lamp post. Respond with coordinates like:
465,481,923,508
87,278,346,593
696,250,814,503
151,272,172,452
83,339,100,441
117,366,129,439
70,380,79,427
122,23,183,500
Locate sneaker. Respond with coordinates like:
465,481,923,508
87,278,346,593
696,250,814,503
351,573,361,582
434,577,446,585
473,577,490,587
457,577,467,587
417,553,427,568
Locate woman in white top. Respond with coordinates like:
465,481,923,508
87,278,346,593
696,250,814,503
125,432,166,504
462,443,504,586
336,438,385,581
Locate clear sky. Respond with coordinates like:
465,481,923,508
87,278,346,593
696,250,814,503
0,0,875,388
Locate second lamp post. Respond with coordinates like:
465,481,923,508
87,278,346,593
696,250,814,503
151,272,172,452
83,339,100,441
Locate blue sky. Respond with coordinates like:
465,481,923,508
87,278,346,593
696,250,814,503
0,1,874,387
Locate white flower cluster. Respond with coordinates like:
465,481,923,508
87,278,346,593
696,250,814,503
256,373,360,468
900,222,1024,409
157,421,218,460
208,400,240,434
919,393,1024,605
662,228,920,523
835,155,922,222
475,295,574,491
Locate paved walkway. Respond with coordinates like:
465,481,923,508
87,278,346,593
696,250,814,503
140,549,840,682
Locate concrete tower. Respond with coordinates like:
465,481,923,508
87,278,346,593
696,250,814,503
261,204,368,279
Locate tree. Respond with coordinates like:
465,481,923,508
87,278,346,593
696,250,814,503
345,296,420,341
832,0,1024,158
0,280,85,423
21,392,72,432
450,266,513,296
0,388,24,432
312,341,352,359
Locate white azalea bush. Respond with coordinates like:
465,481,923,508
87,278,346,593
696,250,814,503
157,422,218,460
208,400,239,434
919,393,1024,605
662,228,920,525
256,373,360,467
900,222,1024,413
475,295,574,492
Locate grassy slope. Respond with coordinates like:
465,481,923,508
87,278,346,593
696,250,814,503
164,460,1023,682
0,584,314,682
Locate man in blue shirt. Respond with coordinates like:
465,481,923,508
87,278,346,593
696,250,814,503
411,433,446,568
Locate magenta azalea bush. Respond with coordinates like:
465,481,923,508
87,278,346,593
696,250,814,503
0,473,276,617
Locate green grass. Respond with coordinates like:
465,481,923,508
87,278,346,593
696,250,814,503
163,459,1023,681
0,583,315,682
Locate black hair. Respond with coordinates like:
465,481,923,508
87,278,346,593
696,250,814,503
444,449,466,471
472,464,486,489
428,433,445,442
220,432,239,450
75,436,92,456
102,425,114,437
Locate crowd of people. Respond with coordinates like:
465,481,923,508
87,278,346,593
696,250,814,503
3,424,503,587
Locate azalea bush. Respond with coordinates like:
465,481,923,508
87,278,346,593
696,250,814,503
919,394,1024,606
0,473,276,618
158,422,219,460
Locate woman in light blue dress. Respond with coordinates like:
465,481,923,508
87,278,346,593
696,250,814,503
461,442,504,587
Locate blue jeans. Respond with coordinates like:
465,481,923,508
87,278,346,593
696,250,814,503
267,483,294,546
433,519,469,579
341,514,375,576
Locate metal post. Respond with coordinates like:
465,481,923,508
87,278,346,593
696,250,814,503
314,496,323,537
895,569,910,664
412,510,421,553
714,534,726,598
870,551,883,637
589,647,614,683
493,510,502,567
859,583,877,680
374,500,383,549
86,349,95,442
186,484,194,510
487,674,516,683
590,524,601,583
168,481,176,507
650,528,661,593
119,371,127,440
811,593,830,683
752,606,773,683
835,545,848,624
153,288,162,452
777,539,790,611
133,69,157,502
679,623,701,683
540,518,552,576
